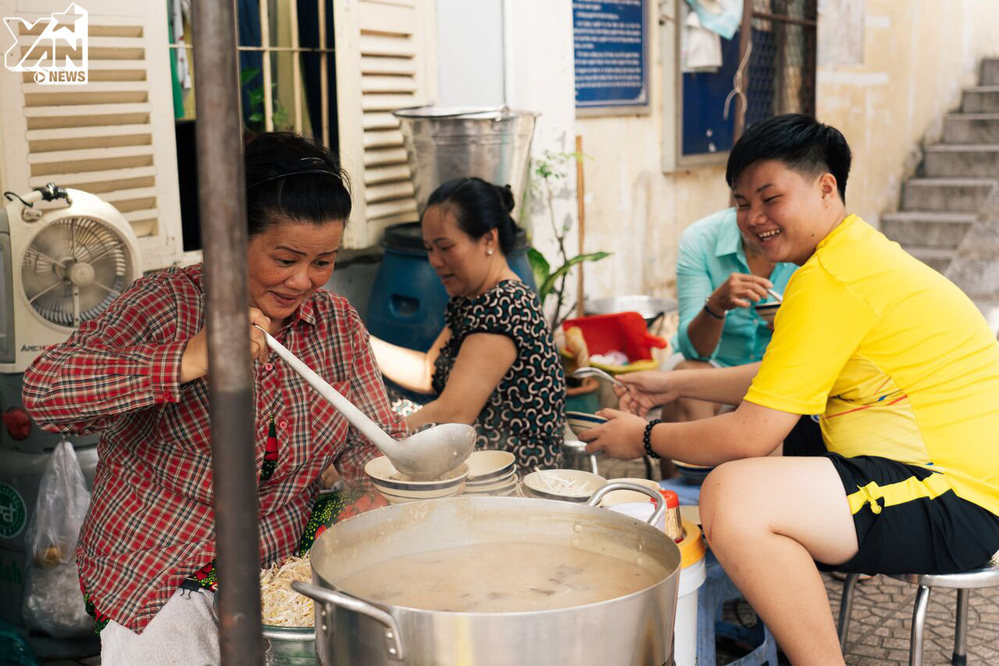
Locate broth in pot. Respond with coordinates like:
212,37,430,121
335,541,658,613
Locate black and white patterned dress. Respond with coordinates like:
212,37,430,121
432,280,566,473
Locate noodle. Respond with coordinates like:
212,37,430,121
260,555,314,627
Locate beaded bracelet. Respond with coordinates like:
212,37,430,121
702,298,726,320
643,419,661,459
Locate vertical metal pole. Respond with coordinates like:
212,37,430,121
733,4,754,142
191,1,265,664
260,0,274,131
574,134,585,319
290,0,304,133
318,0,330,146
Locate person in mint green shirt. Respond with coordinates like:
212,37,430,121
662,208,797,439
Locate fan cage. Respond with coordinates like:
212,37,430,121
21,216,136,328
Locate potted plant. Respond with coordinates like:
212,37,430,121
526,149,610,331
526,149,609,412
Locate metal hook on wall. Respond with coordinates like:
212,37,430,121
723,39,753,127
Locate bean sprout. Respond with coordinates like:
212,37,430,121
260,555,313,627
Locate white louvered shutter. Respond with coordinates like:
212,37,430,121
0,0,184,271
333,0,437,249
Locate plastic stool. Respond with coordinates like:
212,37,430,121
838,562,999,666
697,550,780,666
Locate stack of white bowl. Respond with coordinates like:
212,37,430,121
365,456,468,504
462,450,518,496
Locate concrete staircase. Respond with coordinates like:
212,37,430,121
882,58,999,273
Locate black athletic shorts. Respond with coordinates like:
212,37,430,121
783,415,999,575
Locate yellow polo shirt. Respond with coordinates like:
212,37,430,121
745,215,999,516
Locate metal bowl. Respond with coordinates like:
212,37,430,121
584,295,678,327
213,591,316,665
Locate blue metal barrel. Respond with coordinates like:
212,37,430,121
366,222,536,352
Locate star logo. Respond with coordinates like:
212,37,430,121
3,3,88,84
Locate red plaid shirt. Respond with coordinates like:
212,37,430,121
22,264,405,632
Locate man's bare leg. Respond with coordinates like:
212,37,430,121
699,456,858,664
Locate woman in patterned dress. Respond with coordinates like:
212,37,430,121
371,177,566,473
22,132,403,664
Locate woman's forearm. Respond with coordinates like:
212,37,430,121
683,307,726,358
404,399,475,431
369,336,435,394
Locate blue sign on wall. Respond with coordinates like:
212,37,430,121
573,1,649,112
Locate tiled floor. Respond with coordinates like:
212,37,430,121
30,455,999,665
598,453,999,665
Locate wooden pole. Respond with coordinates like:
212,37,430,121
575,134,586,318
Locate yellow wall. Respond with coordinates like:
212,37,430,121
577,0,999,304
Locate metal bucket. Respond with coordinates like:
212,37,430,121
295,484,681,665
392,106,539,219
261,625,316,665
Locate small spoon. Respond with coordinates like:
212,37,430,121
572,366,626,389
256,326,475,479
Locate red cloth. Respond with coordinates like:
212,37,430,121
22,264,405,633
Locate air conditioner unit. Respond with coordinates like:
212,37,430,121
0,184,141,373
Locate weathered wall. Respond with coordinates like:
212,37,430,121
577,0,999,305
817,0,999,226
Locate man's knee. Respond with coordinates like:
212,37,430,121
699,461,772,548
699,462,740,543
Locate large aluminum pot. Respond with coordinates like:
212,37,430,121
392,106,538,220
294,483,681,665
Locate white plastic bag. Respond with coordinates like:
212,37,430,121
21,439,92,637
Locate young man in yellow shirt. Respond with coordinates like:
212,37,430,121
580,114,999,664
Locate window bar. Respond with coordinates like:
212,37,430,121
289,0,304,133
260,0,274,131
318,0,330,147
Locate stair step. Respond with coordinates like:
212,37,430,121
923,144,999,177
982,58,999,86
883,211,976,248
943,113,999,143
962,86,999,113
904,245,956,273
901,178,996,212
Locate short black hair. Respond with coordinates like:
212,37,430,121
244,132,352,237
726,114,852,203
424,177,520,255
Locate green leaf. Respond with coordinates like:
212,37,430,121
240,67,260,86
539,251,611,299
527,247,551,298
248,112,263,123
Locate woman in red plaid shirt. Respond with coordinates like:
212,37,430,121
22,132,406,664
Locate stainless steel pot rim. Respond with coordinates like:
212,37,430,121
393,105,540,120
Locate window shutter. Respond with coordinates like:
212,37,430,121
334,0,437,249
0,0,184,271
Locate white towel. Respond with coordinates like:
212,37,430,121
101,588,220,666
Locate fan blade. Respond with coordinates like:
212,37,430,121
27,276,67,304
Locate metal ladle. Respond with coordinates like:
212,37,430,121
572,366,626,389
257,326,476,479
